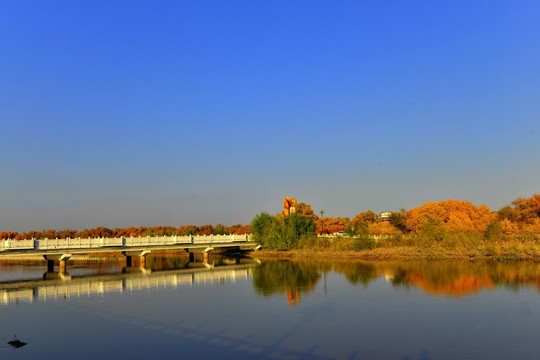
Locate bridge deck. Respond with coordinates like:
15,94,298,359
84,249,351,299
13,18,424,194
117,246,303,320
0,235,259,257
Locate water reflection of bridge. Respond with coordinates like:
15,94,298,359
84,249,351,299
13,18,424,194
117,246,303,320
0,259,259,305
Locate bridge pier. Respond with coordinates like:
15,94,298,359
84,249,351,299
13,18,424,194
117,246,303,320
60,259,67,273
43,254,72,274
186,247,213,263
122,250,151,268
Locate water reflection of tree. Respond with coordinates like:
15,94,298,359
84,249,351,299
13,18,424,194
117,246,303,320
252,261,321,306
252,259,540,300
341,261,540,296
380,261,540,297
332,262,378,286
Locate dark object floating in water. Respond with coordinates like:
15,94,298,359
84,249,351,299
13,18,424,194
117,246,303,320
8,337,27,349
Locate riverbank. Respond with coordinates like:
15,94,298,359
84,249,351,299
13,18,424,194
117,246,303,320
253,237,540,261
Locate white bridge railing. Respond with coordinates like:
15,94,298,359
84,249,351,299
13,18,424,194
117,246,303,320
0,234,251,252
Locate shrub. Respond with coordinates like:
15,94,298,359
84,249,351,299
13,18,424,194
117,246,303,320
252,212,316,250
352,236,377,250
345,221,368,236
484,220,504,242
213,224,229,235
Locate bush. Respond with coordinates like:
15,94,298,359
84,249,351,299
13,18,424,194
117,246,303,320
484,220,503,242
213,224,229,235
251,212,279,244
345,221,368,236
352,236,377,250
416,218,447,245
252,212,316,250
181,226,198,236
389,212,407,232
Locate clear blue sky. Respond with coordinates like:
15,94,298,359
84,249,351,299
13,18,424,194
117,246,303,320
1,1,539,231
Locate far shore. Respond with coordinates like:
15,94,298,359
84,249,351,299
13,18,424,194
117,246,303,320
252,245,540,262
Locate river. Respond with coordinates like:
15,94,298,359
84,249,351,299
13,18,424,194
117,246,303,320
1,254,540,359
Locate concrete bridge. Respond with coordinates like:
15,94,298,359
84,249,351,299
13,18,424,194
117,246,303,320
0,234,260,271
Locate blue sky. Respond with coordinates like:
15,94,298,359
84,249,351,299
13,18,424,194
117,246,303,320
1,1,539,231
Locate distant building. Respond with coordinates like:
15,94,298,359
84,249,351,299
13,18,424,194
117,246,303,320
379,212,392,223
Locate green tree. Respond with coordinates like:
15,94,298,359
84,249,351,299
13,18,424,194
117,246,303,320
345,221,368,236
252,212,316,250
484,220,504,241
251,212,279,245
180,226,198,236
213,224,229,235
389,212,407,232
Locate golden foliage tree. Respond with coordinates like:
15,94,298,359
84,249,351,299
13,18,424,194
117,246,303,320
510,194,540,224
295,202,318,220
226,224,252,234
316,217,350,234
352,211,377,224
405,200,494,233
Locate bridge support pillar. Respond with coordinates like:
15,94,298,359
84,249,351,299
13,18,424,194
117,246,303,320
186,247,213,263
122,250,150,267
59,259,67,273
43,254,72,274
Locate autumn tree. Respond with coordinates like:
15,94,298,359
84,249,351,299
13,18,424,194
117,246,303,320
57,229,78,239
226,224,252,234
197,224,214,235
510,194,540,224
352,211,378,225
497,206,518,222
295,202,318,220
496,194,540,233
405,200,494,233
347,210,379,236
147,226,180,236
43,229,58,239
0,231,19,240
368,222,402,236
77,227,114,238
316,217,350,234
21,230,42,240
114,226,147,237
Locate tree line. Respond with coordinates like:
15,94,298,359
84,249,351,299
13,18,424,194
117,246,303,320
252,194,540,250
0,223,252,241
293,194,540,236
2,193,539,243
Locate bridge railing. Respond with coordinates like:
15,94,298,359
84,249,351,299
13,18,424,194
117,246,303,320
192,234,249,244
34,238,115,250
1,239,34,251
1,234,252,252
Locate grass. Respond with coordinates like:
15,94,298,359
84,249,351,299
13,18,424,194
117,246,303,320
253,232,540,261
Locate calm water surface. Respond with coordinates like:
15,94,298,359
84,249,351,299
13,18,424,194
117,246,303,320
1,255,540,359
